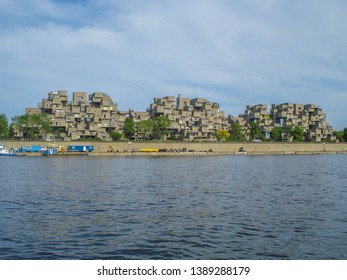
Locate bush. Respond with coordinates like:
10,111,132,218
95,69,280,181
111,132,123,141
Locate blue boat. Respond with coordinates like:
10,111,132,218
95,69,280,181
42,145,58,156
16,145,42,153
67,145,94,152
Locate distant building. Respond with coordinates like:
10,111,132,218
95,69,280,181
23,90,119,141
230,103,336,142
21,90,335,142
149,95,228,141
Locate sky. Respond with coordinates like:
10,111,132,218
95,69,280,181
1,0,346,130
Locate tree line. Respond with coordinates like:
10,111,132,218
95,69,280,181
215,123,306,142
0,113,171,141
0,113,52,140
112,116,170,141
216,122,347,143
1,113,347,142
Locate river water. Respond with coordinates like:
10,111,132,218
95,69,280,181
0,154,346,259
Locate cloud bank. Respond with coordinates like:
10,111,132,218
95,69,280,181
1,0,346,129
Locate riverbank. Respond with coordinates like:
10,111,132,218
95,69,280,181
3,141,347,156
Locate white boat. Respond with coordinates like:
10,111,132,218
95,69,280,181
235,147,248,155
0,144,25,157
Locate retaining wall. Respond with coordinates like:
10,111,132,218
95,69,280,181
5,141,347,155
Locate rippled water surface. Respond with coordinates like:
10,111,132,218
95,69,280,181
1,155,346,259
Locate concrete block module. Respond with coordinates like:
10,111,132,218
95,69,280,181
17,90,335,142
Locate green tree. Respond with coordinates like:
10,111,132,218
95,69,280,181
228,122,244,142
123,118,135,139
11,114,29,138
343,128,347,142
28,112,52,138
34,112,52,134
136,120,154,140
334,130,344,142
284,125,293,142
249,121,261,140
333,128,347,142
216,129,229,142
111,131,122,141
152,116,170,140
292,126,304,142
167,129,181,141
11,113,52,139
271,126,282,142
0,114,9,138
53,128,65,140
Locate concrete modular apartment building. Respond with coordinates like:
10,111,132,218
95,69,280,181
149,95,229,141
235,103,336,142
21,90,336,142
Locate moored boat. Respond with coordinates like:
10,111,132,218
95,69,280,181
235,147,248,155
42,145,58,156
0,144,25,157
41,144,67,156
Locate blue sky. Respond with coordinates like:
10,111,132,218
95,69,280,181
1,0,346,130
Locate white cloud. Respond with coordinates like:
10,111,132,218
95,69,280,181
0,0,346,129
